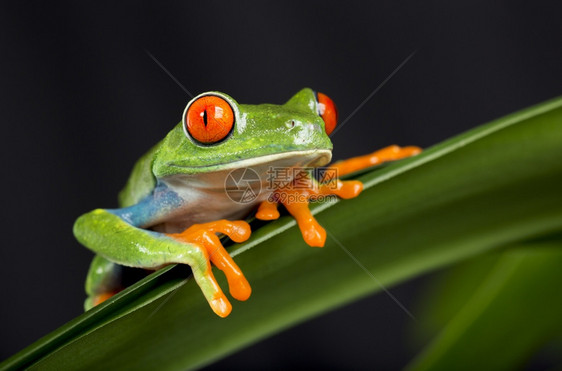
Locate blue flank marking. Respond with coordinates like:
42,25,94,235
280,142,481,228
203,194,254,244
108,183,184,228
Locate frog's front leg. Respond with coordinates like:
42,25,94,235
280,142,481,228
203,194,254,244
256,145,421,247
284,175,363,247
166,220,252,302
74,188,251,317
256,172,362,247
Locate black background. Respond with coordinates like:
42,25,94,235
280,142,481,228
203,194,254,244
1,1,561,369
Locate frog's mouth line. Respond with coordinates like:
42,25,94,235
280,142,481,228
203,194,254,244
169,149,333,172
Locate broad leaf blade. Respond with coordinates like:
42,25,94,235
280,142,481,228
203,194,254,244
411,252,503,345
2,97,562,370
407,240,562,371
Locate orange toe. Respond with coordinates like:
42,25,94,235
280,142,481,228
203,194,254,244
256,200,281,220
302,221,327,247
210,294,232,318
228,221,252,242
228,275,252,301
92,291,117,307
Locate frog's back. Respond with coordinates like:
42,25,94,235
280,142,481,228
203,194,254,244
118,142,160,207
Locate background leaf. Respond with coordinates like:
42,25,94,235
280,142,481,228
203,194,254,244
407,237,562,370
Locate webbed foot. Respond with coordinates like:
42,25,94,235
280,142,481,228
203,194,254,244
166,220,252,317
256,145,421,248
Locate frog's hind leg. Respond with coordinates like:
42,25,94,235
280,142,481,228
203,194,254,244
331,145,422,177
84,255,124,310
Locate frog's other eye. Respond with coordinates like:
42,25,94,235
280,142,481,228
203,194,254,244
316,92,337,135
185,95,234,144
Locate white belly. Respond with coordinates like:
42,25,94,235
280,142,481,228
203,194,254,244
153,150,331,233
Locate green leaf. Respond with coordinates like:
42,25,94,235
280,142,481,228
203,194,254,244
407,238,562,371
2,97,562,370
410,251,503,345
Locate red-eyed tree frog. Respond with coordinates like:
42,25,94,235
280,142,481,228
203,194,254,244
74,88,421,317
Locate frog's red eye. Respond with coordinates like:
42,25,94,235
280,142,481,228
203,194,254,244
185,95,234,144
317,92,337,135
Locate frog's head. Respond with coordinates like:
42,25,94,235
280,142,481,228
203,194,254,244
153,88,338,178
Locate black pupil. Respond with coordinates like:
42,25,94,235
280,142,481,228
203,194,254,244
202,109,208,126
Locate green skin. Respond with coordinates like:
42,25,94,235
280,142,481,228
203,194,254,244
74,88,334,310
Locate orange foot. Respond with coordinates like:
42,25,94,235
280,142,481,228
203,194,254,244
257,145,422,247
167,220,252,317
90,290,121,307
331,145,422,177
258,177,362,247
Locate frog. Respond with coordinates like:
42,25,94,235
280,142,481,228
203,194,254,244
73,88,421,318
